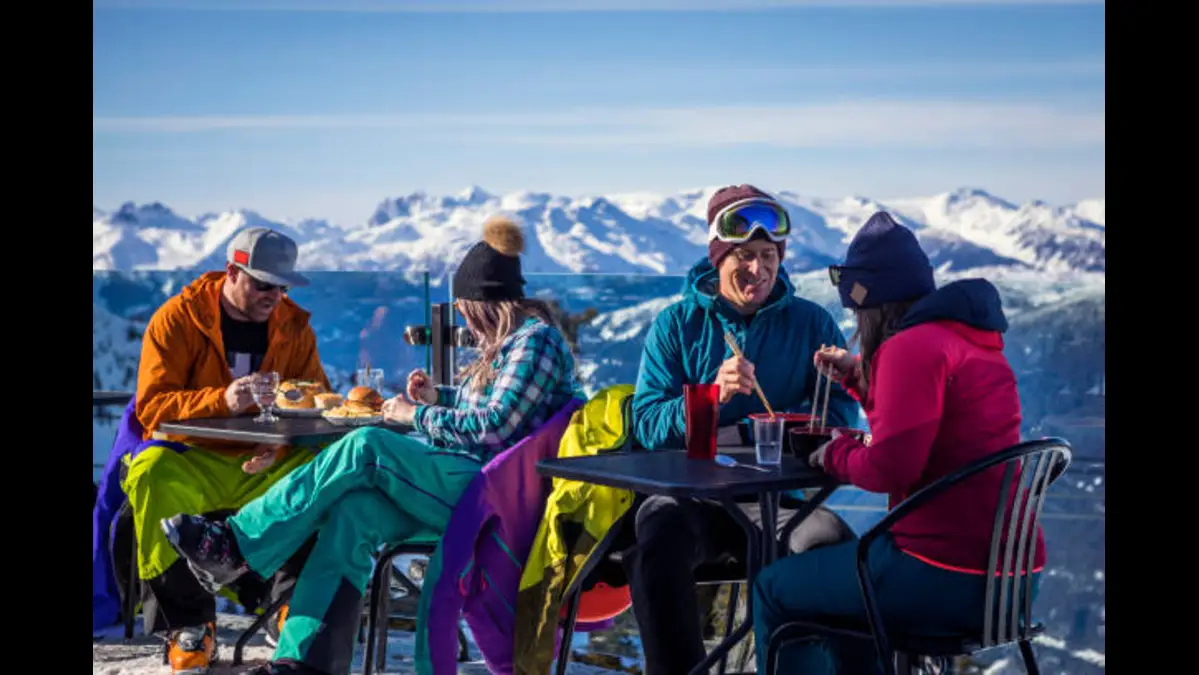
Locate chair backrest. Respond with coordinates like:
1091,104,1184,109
859,437,1073,650
93,397,143,632
422,398,585,675
980,438,1072,648
476,397,588,561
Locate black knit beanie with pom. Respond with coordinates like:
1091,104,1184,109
451,216,527,301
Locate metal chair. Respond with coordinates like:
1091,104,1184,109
764,437,1073,675
556,508,761,675
114,506,256,649
110,505,292,666
362,542,470,674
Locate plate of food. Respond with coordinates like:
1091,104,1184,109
274,379,340,417
320,386,386,426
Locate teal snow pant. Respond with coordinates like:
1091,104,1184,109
227,427,483,675
752,532,1042,675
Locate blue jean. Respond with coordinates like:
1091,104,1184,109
752,533,1040,675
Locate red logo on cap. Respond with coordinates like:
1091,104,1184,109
233,250,250,265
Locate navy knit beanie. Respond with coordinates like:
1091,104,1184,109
834,211,935,309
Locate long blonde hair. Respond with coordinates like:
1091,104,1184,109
456,297,560,392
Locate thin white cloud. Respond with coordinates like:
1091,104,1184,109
92,0,1106,12
728,59,1103,79
627,59,1104,84
93,99,1104,148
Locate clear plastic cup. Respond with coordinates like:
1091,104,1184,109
753,415,785,466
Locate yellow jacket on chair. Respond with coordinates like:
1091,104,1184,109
513,384,638,675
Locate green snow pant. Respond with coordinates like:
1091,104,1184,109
122,443,316,582
228,427,482,675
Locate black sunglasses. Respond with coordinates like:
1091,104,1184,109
827,265,874,286
828,265,845,285
250,277,289,294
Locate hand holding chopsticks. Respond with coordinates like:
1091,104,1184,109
810,344,853,429
721,331,776,417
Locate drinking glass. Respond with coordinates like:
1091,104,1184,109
251,371,280,424
754,415,785,466
357,367,385,393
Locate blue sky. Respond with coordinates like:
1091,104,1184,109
93,0,1105,225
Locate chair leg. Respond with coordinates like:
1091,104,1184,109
364,547,438,673
375,561,394,670
234,592,292,666
125,536,138,639
123,585,137,639
1018,639,1041,675
717,583,739,675
458,627,469,662
556,587,581,675
363,554,391,675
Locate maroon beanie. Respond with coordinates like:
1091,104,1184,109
706,184,787,267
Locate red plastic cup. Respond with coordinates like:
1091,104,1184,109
684,383,719,460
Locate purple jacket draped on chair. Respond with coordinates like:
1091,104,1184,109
418,396,613,675
92,397,187,632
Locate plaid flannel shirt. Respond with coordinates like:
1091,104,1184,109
413,317,583,462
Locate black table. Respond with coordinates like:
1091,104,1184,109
536,448,840,675
540,447,836,498
92,390,134,407
157,414,413,447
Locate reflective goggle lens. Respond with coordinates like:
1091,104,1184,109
715,201,791,241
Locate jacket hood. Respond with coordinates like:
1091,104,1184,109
898,278,1008,341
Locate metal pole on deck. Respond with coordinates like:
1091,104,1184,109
423,272,431,374
430,303,453,387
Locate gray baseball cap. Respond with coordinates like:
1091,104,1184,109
226,228,310,288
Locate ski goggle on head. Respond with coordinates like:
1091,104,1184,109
708,198,792,243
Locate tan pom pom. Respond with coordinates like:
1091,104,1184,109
482,216,525,257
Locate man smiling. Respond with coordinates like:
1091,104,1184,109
625,184,860,675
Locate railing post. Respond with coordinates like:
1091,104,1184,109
429,303,453,387
405,302,472,388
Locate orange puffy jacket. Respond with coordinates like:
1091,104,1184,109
135,271,331,455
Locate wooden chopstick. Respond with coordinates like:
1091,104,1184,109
820,362,833,429
809,343,825,430
723,331,776,418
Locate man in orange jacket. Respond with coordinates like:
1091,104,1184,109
122,227,330,674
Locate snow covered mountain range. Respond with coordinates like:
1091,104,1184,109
93,186,1105,278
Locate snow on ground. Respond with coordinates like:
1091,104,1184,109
93,612,618,675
